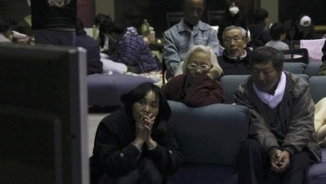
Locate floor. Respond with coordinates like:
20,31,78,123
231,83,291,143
87,109,111,157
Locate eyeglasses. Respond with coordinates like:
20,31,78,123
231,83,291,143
187,63,212,71
224,36,243,44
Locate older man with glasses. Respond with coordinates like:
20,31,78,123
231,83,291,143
218,25,252,75
164,45,225,107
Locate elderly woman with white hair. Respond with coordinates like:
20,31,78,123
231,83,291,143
163,45,225,107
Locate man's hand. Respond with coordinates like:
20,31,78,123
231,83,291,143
270,149,290,172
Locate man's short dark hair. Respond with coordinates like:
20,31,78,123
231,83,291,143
253,8,269,24
270,22,285,40
250,46,284,71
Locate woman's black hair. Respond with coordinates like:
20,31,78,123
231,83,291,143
120,82,171,133
252,8,269,24
250,46,284,71
224,0,244,26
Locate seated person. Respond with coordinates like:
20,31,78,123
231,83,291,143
235,46,321,184
247,8,272,49
315,97,326,148
163,0,220,80
75,18,103,75
164,45,225,107
89,82,183,184
98,19,114,54
107,22,159,74
317,40,326,75
0,18,13,43
265,22,289,51
218,26,251,75
283,14,316,41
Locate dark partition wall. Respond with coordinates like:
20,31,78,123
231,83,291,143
279,0,326,25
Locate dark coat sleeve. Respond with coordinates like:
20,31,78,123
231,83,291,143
148,129,183,175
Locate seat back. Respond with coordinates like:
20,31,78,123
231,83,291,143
281,48,309,64
166,12,183,28
308,76,326,103
207,10,225,26
220,75,249,104
283,62,307,74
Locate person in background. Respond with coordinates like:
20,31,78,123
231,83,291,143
99,19,114,54
247,8,272,49
163,0,220,80
164,45,225,107
283,14,316,41
217,0,248,46
95,13,112,50
265,22,289,51
89,82,183,184
107,22,159,74
75,18,103,75
0,18,13,43
314,97,326,148
30,0,77,46
317,40,326,75
235,46,321,184
218,26,251,75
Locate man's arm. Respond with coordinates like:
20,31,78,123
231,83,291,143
282,83,315,155
163,30,182,79
206,27,220,56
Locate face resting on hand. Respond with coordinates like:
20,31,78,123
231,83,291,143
186,51,212,76
132,90,159,123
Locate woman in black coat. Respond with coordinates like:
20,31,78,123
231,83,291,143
90,82,183,184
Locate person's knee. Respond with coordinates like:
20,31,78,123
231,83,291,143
140,158,163,184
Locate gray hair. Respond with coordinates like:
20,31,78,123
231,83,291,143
174,45,223,76
222,25,247,40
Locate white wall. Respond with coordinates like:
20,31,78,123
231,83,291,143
95,0,114,20
261,0,278,23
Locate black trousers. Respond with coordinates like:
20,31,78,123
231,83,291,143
238,139,315,184
99,157,163,184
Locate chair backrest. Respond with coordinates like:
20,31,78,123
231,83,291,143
281,48,309,64
308,76,326,103
166,12,183,28
283,62,307,74
207,10,224,26
220,75,249,104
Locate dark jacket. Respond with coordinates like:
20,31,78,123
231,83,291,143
89,108,183,183
164,73,225,107
76,33,103,75
31,0,77,30
247,24,272,49
234,72,321,162
218,48,252,75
